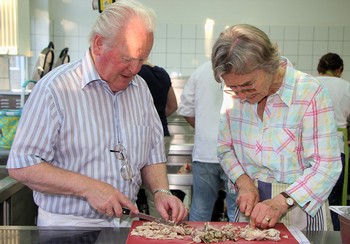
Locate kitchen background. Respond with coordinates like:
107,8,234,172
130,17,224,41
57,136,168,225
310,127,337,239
1,0,350,92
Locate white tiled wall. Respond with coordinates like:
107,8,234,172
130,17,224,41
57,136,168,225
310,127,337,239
28,23,350,81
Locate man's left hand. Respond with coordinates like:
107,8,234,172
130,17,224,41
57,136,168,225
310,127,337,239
154,192,188,223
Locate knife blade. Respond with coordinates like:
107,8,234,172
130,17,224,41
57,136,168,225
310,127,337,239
122,208,172,225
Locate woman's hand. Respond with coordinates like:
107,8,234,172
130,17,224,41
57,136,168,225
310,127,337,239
236,174,259,217
249,194,289,229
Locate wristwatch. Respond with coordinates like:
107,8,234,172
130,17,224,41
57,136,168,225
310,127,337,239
280,192,295,209
153,188,172,196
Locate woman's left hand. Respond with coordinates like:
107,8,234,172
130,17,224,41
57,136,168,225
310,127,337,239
249,194,288,229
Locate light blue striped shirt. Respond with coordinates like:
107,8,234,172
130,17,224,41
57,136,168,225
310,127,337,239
7,50,166,218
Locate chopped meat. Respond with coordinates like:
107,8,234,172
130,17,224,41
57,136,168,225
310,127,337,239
191,222,239,243
239,225,281,241
130,221,282,243
130,221,193,240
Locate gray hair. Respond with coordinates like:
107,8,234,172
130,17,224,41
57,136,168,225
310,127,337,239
88,0,156,47
211,24,280,83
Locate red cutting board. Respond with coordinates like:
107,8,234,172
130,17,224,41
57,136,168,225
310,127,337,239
126,221,299,243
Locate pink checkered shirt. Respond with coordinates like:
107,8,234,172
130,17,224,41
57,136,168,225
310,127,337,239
218,58,342,217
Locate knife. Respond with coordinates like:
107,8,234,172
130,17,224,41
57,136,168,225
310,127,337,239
122,208,173,225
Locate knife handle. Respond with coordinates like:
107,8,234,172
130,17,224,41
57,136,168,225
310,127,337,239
122,207,131,215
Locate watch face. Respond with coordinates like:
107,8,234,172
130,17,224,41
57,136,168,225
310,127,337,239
286,197,294,206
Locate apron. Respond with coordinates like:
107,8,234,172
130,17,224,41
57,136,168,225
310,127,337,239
37,208,133,227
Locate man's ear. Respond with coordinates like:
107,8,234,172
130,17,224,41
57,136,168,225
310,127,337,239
91,34,104,55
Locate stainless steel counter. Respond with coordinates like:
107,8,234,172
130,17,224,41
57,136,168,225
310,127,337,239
0,166,22,203
0,226,342,243
0,166,37,225
0,149,10,165
167,113,194,189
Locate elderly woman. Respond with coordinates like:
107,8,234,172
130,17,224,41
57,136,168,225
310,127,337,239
212,24,341,231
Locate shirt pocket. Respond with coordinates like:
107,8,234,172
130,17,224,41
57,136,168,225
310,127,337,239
268,128,296,155
127,125,152,170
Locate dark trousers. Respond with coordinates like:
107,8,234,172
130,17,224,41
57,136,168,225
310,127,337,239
328,153,345,231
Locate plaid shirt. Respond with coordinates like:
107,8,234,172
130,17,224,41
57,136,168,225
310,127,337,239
218,58,342,217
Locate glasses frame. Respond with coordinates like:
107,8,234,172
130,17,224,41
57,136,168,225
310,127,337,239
110,144,133,180
222,81,256,96
224,81,255,92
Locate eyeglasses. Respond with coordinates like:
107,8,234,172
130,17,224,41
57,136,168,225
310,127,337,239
222,81,256,96
110,144,133,180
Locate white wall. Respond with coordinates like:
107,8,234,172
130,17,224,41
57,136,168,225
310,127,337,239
28,0,350,80
47,0,350,26
141,0,350,26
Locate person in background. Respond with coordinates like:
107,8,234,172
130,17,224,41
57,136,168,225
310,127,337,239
138,60,178,156
6,0,187,227
212,24,341,231
316,52,350,230
178,60,239,222
138,60,178,217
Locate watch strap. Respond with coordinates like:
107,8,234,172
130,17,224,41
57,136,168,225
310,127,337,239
153,188,172,196
280,191,290,199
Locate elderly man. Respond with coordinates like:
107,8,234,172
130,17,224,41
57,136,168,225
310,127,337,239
7,0,187,227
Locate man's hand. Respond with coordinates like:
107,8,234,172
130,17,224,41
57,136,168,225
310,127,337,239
83,179,138,218
9,162,138,218
154,191,188,223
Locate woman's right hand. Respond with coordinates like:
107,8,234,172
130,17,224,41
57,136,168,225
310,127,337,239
235,174,259,217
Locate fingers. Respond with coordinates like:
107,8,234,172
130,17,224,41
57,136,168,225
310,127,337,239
237,193,258,217
251,215,274,229
155,194,188,223
109,196,138,218
105,209,114,217
244,200,255,216
250,201,280,229
93,188,136,218
171,202,188,223
105,202,137,218
236,180,259,217
259,215,271,229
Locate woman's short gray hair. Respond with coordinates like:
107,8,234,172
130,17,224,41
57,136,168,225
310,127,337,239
88,0,156,47
211,24,280,83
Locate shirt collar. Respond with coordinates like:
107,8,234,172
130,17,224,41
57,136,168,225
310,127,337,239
274,57,296,107
80,49,101,89
80,49,138,90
